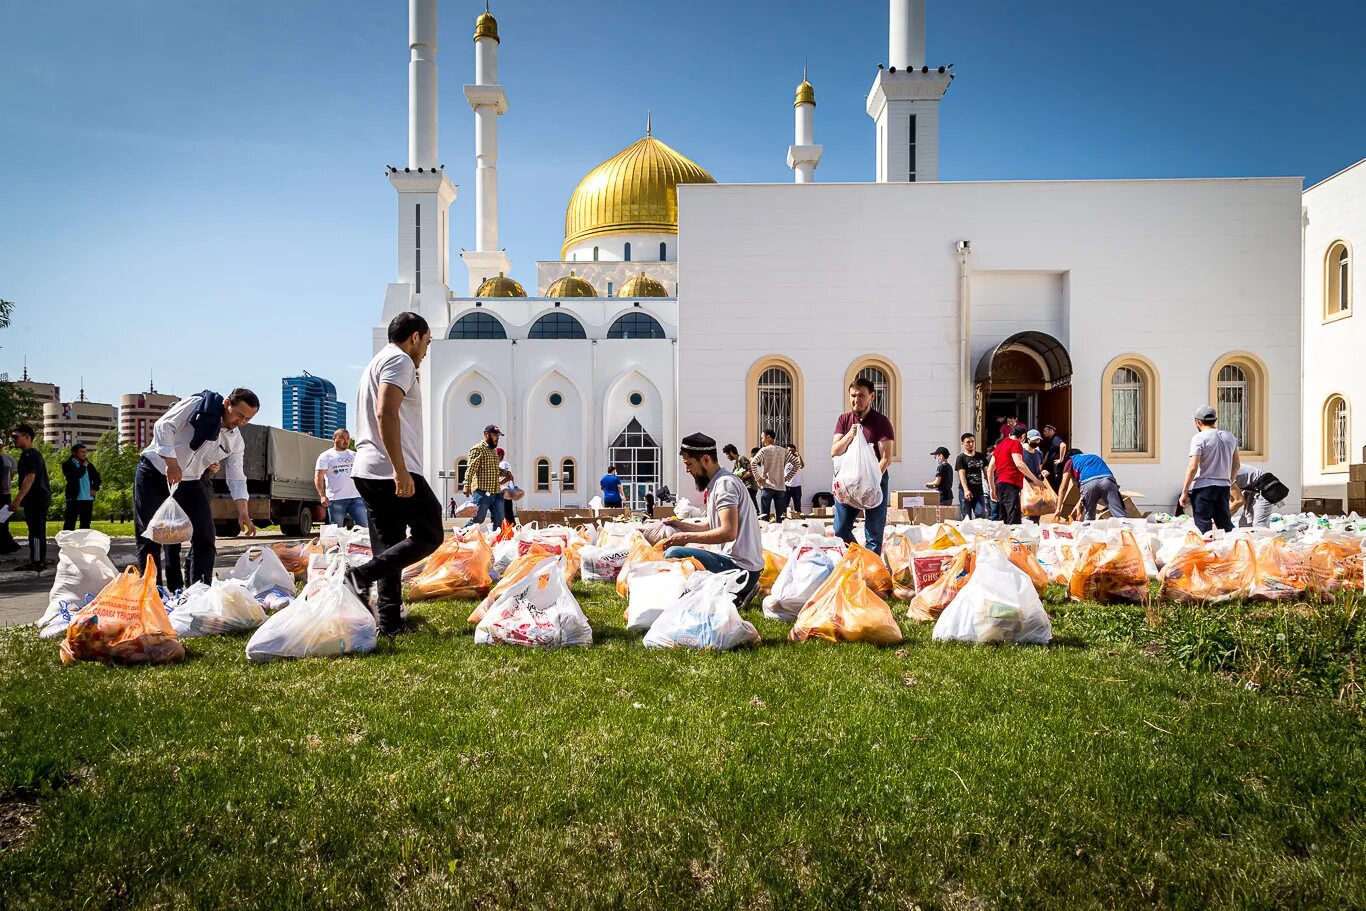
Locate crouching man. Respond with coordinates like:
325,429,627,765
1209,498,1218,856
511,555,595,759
661,432,765,609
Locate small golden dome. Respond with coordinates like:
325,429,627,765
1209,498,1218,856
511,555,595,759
546,271,598,298
794,80,815,107
473,11,499,43
562,135,716,258
475,272,525,297
617,272,669,298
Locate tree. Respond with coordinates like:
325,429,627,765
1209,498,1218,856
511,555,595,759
0,299,35,433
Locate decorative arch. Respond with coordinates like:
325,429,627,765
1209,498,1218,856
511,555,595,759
1325,239,1353,321
843,355,903,460
1323,393,1350,472
523,367,589,503
528,312,587,339
746,356,803,452
1209,351,1269,459
449,311,508,340
607,312,666,339
1100,353,1160,462
441,367,507,481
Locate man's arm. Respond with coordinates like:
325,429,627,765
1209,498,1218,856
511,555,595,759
1178,454,1200,507
12,473,35,508
831,426,858,457
314,469,329,506
1229,450,1241,484
666,506,738,547
956,464,970,491
376,383,412,497
225,439,256,536
984,456,996,492
1012,452,1042,486
151,394,199,486
876,439,892,474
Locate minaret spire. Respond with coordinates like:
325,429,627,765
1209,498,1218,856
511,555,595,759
462,1,513,292
646,110,652,137
788,67,821,183
868,0,951,182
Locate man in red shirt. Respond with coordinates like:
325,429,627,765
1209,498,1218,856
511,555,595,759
830,377,895,554
986,423,1043,525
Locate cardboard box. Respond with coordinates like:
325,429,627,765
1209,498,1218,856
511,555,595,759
893,489,938,509
885,508,911,525
1301,497,1343,516
909,505,958,525
1350,464,1366,483
1055,485,1147,520
1349,480,1366,500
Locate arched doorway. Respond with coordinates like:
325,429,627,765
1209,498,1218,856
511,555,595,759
974,331,1072,442
608,418,661,509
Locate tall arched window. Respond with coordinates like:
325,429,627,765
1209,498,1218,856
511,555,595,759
1111,367,1144,452
1324,395,1349,469
528,313,587,339
1216,364,1248,447
1326,240,1352,319
592,246,600,262
449,312,507,339
623,242,631,262
1210,352,1268,457
659,242,668,261
456,458,469,488
535,458,551,492
842,357,902,458
1101,355,1160,461
561,458,577,491
607,313,665,339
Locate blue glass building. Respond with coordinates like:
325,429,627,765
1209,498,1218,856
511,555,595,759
282,372,346,439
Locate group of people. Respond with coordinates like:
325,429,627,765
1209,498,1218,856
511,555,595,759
1,432,112,570
724,433,806,519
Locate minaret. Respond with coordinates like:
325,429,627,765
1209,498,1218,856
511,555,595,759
787,68,822,183
380,0,457,332
867,0,952,182
461,4,512,294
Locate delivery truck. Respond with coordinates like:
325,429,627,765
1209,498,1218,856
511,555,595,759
209,425,331,537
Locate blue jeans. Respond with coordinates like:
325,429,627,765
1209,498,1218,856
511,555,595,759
327,497,369,527
465,489,506,528
1190,484,1233,534
664,546,760,608
833,472,890,555
759,488,789,520
959,489,987,520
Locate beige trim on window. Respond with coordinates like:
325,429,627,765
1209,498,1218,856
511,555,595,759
561,457,577,491
1322,393,1350,473
1324,239,1353,324
843,355,904,461
1208,351,1269,460
1100,353,1161,463
745,356,804,454
535,456,551,492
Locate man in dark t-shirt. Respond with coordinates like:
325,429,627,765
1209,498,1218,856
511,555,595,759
926,447,954,505
9,424,51,570
831,377,895,554
954,432,988,519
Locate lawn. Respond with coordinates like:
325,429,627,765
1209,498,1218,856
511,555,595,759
42,520,136,538
1,583,1363,910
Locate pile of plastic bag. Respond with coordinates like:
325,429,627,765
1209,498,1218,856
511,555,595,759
933,543,1053,645
643,570,761,650
1068,530,1149,604
246,558,377,662
908,547,974,621
225,546,297,611
475,556,593,648
406,530,494,601
790,548,903,645
60,557,186,666
170,579,267,638
763,536,843,621
37,529,119,640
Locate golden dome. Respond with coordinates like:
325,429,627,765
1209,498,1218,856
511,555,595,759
562,135,715,258
475,272,525,297
794,80,815,107
617,272,669,298
546,271,598,298
473,11,499,43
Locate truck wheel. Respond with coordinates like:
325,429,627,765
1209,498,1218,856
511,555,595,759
281,505,313,537
216,522,240,538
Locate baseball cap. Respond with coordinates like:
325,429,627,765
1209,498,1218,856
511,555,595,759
931,446,951,458
1025,429,1042,442
1193,406,1217,422
483,424,502,435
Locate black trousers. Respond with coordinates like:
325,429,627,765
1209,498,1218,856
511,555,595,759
0,492,17,552
23,495,50,564
759,488,789,520
63,499,94,531
353,474,444,631
995,482,1022,525
133,457,215,591
786,485,802,514
1191,485,1234,534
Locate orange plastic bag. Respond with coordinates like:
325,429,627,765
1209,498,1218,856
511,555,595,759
851,542,893,600
884,534,915,600
1003,539,1049,595
1158,538,1256,603
1310,534,1364,594
790,551,903,645
271,538,321,580
469,544,558,623
757,551,788,597
908,547,975,621
922,524,967,552
1068,530,1147,604
406,531,494,601
61,557,185,666
1022,481,1059,518
616,536,666,598
1249,538,1329,602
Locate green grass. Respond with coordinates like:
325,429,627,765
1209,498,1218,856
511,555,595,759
43,520,136,538
1,584,1363,910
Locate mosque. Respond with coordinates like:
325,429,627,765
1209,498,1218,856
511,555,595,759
377,0,1313,513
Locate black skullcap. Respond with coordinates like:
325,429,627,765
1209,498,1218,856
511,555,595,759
680,432,716,453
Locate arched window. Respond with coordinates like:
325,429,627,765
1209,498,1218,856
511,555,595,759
659,242,667,261
449,312,507,339
607,313,666,339
1210,352,1268,457
1326,241,1352,319
561,458,577,491
528,313,587,339
535,458,551,492
1111,367,1144,452
623,242,631,262
1324,395,1349,469
1100,355,1159,460
842,357,902,458
456,458,469,488
746,357,803,451
592,246,599,262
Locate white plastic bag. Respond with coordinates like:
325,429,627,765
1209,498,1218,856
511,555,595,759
171,579,267,638
932,544,1052,645
40,530,118,632
580,543,631,583
492,539,519,577
226,546,297,601
474,556,593,648
142,487,193,545
673,498,702,519
763,540,839,621
246,559,378,662
644,570,760,650
625,562,691,632
832,431,883,509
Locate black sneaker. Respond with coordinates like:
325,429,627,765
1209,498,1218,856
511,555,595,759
343,568,374,614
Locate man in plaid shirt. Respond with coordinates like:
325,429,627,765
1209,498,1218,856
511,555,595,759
463,424,506,527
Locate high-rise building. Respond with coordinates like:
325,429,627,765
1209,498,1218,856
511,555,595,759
282,372,345,439
11,367,59,430
120,389,178,450
43,389,118,450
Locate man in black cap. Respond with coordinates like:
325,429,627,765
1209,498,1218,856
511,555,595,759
925,446,954,506
463,424,506,528
62,442,101,531
662,432,765,608
1180,405,1239,533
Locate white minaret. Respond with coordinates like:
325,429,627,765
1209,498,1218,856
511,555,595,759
461,4,512,294
787,70,822,183
867,0,952,182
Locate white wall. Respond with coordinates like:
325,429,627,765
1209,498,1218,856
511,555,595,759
677,178,1304,511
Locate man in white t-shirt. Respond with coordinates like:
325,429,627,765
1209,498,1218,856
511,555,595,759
346,312,443,635
662,432,765,608
314,428,367,528
1180,405,1240,534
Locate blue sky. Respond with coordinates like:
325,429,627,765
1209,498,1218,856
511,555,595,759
2,0,1363,427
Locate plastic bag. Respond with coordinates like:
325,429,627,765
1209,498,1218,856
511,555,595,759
1069,530,1148,604
61,557,186,666
763,541,839,621
625,561,692,632
227,546,297,601
908,547,975,621
1002,539,1049,595
883,533,915,599
757,551,788,597
271,538,320,579
846,542,893,600
672,498,702,520
832,431,883,510
1249,537,1329,602
1021,481,1059,518
406,531,494,601
475,556,593,648
171,579,267,638
142,488,193,545
1158,538,1256,603
41,530,117,634
468,544,559,624
933,544,1052,645
790,550,903,645
924,523,967,551
617,536,667,597
580,543,631,583
246,559,378,662
644,570,761,650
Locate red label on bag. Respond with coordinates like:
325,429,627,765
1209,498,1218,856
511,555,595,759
911,553,955,591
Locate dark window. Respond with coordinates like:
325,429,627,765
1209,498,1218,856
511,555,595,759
456,458,469,488
561,458,576,491
536,458,551,491
529,313,587,339
629,392,644,407
624,242,631,262
449,312,507,339
593,246,599,262
414,203,421,289
659,242,667,261
607,313,666,339
908,115,917,182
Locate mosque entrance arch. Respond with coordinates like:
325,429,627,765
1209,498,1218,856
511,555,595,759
608,418,661,510
973,331,1072,443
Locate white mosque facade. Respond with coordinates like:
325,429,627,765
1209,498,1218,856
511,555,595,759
378,0,1311,513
